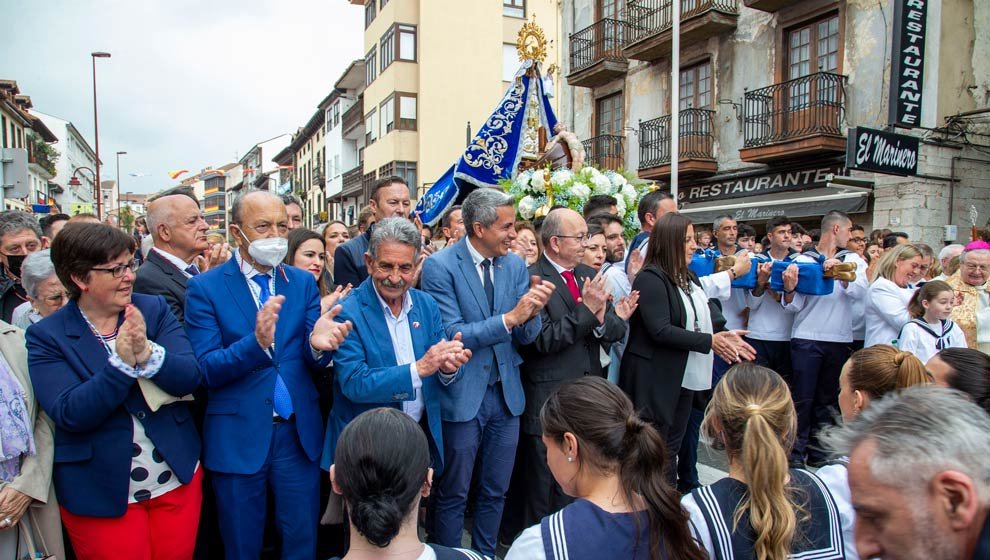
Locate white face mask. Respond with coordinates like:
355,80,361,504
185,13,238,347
239,229,288,267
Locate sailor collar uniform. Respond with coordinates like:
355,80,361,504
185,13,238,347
684,469,847,560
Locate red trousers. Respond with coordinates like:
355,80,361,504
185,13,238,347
61,467,203,560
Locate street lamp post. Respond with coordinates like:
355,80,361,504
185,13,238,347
116,151,126,223
91,51,111,220
67,167,97,215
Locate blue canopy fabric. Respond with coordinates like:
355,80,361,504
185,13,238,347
415,61,558,226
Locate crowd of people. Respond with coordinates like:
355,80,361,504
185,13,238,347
0,174,983,560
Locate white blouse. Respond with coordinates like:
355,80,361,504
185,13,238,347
678,284,715,391
865,277,916,347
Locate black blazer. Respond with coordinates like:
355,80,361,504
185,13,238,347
619,264,726,426
333,228,371,289
518,255,626,435
133,248,190,325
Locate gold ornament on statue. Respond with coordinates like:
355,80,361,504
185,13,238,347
516,17,547,63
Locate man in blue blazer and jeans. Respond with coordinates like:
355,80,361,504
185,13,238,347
321,218,473,478
184,191,352,560
421,188,555,556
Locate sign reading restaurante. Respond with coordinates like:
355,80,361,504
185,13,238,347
888,0,928,128
677,164,846,205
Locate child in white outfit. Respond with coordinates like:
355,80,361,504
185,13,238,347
898,280,967,365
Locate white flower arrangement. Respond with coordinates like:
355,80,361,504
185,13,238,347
501,164,653,237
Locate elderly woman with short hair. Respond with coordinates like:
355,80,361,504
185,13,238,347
947,242,990,352
11,250,67,330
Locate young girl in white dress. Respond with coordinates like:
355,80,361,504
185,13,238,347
897,280,967,365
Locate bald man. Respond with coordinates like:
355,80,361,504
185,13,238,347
134,194,213,325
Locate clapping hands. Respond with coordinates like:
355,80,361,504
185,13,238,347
116,304,152,367
310,305,354,352
416,332,473,375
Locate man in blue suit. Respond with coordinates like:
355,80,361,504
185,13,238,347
321,217,473,478
333,175,413,288
184,191,352,560
420,188,555,556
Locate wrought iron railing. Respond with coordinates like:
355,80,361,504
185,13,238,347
627,0,738,41
638,108,715,168
743,71,847,148
569,19,630,74
582,135,625,170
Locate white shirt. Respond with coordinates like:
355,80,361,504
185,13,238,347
601,261,632,299
465,238,510,333
153,247,198,278
371,284,425,422
745,253,795,342
864,277,916,347
784,251,868,343
898,318,967,365
679,284,715,391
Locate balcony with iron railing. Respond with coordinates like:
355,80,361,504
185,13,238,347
566,19,631,88
743,0,800,12
341,166,363,196
582,135,625,170
638,108,717,179
739,71,848,163
625,0,738,61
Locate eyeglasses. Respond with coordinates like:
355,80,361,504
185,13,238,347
963,263,990,273
553,233,591,243
91,259,139,278
41,291,70,304
374,262,416,275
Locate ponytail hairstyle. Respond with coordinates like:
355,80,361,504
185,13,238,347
932,348,990,414
846,344,931,399
540,377,706,560
907,279,953,319
333,408,430,548
701,363,797,560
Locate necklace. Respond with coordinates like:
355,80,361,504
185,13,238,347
78,307,118,357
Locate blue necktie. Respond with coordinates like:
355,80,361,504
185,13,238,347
251,274,293,419
185,264,200,276
480,260,499,385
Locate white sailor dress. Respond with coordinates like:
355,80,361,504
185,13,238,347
897,318,967,365
505,499,655,560
683,469,848,559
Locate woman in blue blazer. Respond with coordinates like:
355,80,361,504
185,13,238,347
26,223,202,560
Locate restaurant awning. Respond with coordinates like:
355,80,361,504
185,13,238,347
677,186,871,223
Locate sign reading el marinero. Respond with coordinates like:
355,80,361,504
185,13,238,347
846,127,919,176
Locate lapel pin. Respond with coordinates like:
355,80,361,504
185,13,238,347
413,321,420,329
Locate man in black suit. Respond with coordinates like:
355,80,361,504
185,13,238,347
333,175,412,287
134,193,222,325
509,208,627,534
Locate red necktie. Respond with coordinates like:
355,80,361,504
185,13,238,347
560,270,581,304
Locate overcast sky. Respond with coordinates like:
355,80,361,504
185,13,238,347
1,0,363,194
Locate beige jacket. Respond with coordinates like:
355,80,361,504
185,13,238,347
0,321,63,556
